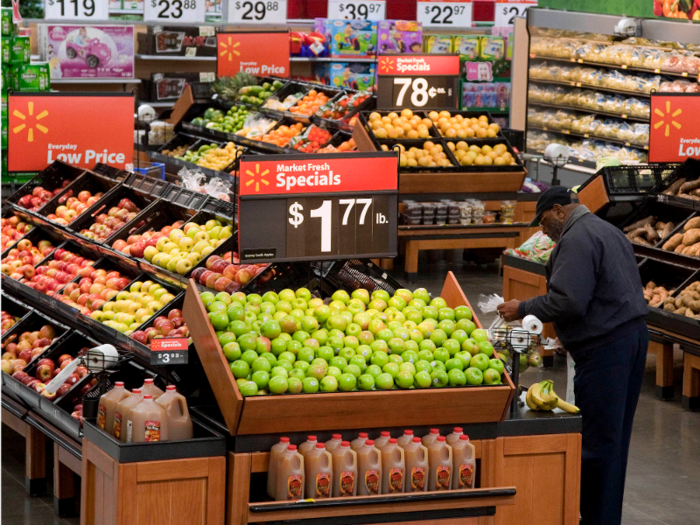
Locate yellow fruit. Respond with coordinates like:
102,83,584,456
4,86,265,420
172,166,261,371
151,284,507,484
401,108,413,118
469,145,481,153
465,128,475,138
486,129,497,138
418,156,431,167
474,155,485,165
407,158,418,167
476,128,488,138
424,141,435,150
447,142,455,151
461,155,473,166
439,110,451,119
369,112,381,121
407,130,419,139
374,128,387,139
494,157,506,166
428,111,439,121
483,155,493,165
445,128,457,138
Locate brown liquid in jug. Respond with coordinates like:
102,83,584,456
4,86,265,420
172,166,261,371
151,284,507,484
357,439,382,496
381,438,405,494
299,435,318,457
113,388,143,442
452,434,477,489
126,395,168,443
422,428,440,446
267,437,290,498
427,436,452,491
97,381,129,435
403,437,429,492
305,443,333,499
155,385,192,441
350,432,368,451
397,429,414,447
325,433,343,452
275,445,304,501
332,441,358,497
374,431,392,450
446,427,463,445
140,378,164,399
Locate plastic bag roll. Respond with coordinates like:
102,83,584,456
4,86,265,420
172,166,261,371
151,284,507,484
522,315,543,335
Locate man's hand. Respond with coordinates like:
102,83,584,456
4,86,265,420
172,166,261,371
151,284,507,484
497,300,521,322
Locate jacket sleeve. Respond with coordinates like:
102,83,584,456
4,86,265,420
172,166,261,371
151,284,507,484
517,234,599,323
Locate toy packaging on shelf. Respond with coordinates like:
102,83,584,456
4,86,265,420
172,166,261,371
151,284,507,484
329,63,376,91
146,72,214,102
424,35,453,54
290,31,328,58
377,20,423,54
329,20,377,58
138,26,219,56
109,0,144,13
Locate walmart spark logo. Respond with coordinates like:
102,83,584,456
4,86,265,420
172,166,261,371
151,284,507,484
12,102,49,142
245,163,269,192
379,57,394,74
219,36,241,62
653,100,682,137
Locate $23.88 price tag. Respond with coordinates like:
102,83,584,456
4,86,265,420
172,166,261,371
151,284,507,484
228,0,287,24
417,0,472,28
45,0,108,21
327,0,385,20
144,0,206,23
494,0,535,26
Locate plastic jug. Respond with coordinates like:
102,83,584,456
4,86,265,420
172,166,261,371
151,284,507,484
374,431,392,450
452,434,477,489
299,435,318,457
422,428,440,446
155,385,192,441
446,427,464,444
427,436,453,491
305,443,333,499
267,437,290,498
350,432,368,451
141,377,164,399
403,437,429,492
97,381,129,435
126,395,168,443
381,438,405,494
397,429,414,447
332,441,358,497
275,445,304,501
113,388,143,442
357,439,382,496
325,433,343,452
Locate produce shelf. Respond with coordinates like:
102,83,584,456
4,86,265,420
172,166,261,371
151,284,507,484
528,78,652,99
527,126,649,150
135,54,217,61
529,102,649,123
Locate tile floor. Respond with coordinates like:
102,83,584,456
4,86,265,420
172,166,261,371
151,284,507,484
2,253,699,525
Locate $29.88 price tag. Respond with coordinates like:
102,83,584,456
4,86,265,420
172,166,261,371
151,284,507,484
144,0,206,23
45,0,108,21
417,0,472,28
494,0,535,26
327,0,385,20
228,0,287,24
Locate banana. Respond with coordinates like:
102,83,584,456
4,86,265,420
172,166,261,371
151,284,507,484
526,386,540,411
556,398,581,414
540,380,558,406
529,382,548,408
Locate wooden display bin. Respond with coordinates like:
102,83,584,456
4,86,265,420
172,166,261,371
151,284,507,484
184,272,515,437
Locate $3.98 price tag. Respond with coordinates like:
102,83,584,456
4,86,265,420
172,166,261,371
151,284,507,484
228,0,287,24
494,0,535,26
417,0,472,28
327,0,385,20
150,338,189,366
45,0,108,20
144,0,206,23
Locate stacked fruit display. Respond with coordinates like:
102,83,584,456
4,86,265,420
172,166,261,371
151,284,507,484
428,111,500,139
1,323,61,373
382,142,454,168
367,110,434,140
291,126,334,153
1,238,55,280
130,307,191,346
447,142,517,167
193,106,252,134
24,247,97,295
317,138,358,153
1,311,22,335
16,182,71,211
79,198,141,242
46,189,105,225
258,123,305,147
90,279,177,335
176,142,244,171
191,252,268,293
1,214,34,252
199,287,507,397
55,269,132,315
290,90,331,116
112,220,184,257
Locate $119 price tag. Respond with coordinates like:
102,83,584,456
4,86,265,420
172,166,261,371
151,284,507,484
327,0,385,20
494,0,535,26
228,0,287,24
45,0,108,20
144,0,206,23
417,0,471,28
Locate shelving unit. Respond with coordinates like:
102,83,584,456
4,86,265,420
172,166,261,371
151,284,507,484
49,78,142,84
529,101,649,123
135,54,217,62
528,78,652,98
527,126,649,150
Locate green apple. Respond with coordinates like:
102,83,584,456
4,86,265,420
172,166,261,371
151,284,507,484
470,353,490,372
230,360,250,379
338,373,356,391
375,373,394,390
465,367,483,385
320,375,338,392
448,368,467,386
471,329,489,343
414,370,431,388
223,342,241,361
268,376,288,394
302,377,320,393
430,369,449,388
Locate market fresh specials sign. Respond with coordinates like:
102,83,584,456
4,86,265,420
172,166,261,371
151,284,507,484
649,93,700,163
238,152,398,262
7,93,134,172
216,31,289,78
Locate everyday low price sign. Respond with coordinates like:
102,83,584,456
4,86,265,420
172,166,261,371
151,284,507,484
217,31,289,78
649,93,700,163
238,153,398,263
7,93,134,172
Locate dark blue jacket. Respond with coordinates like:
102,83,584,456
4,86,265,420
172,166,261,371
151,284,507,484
518,207,648,360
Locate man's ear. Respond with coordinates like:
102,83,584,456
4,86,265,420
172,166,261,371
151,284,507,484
551,204,564,217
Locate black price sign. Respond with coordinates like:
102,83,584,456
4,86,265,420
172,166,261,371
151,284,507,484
238,153,398,263
150,339,189,365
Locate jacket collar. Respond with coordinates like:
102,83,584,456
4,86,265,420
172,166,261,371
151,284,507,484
561,205,590,238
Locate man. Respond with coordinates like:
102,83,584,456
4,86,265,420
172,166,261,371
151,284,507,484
497,187,648,525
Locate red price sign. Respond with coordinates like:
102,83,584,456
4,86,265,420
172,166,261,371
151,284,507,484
151,338,189,365
217,31,290,78
649,93,700,163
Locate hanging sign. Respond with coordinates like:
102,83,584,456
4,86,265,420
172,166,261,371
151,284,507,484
417,0,472,28
216,31,289,78
649,93,700,163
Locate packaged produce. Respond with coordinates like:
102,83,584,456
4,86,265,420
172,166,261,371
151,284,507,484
235,114,278,139
267,437,291,498
381,439,405,494
377,20,422,54
330,20,377,58
403,437,429,492
452,435,476,489
290,125,333,153
258,122,305,147
263,90,307,112
332,441,358,497
357,439,382,495
275,445,305,501
505,231,556,264
305,443,333,498
126,394,168,443
155,385,193,440
427,436,452,491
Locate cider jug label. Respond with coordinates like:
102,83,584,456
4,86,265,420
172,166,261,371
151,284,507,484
459,464,474,488
113,413,122,438
126,421,133,443
388,468,404,493
287,475,303,500
315,473,331,498
364,470,379,495
144,420,161,442
410,467,425,491
339,471,355,496
97,405,107,429
436,465,451,490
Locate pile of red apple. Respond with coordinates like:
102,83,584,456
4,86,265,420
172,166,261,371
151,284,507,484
47,189,105,225
1,214,34,252
1,311,21,336
24,247,97,295
112,220,185,258
56,269,132,315
190,251,269,294
79,198,141,242
16,182,71,211
130,308,190,346
1,323,60,373
1,238,55,281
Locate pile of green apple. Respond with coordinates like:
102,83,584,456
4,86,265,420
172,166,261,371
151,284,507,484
200,286,506,398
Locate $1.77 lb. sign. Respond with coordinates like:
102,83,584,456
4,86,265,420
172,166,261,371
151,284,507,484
327,0,385,20
45,0,108,20
228,0,286,24
144,0,206,23
238,153,398,263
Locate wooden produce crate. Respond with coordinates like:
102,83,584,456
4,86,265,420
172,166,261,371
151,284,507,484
184,271,516,436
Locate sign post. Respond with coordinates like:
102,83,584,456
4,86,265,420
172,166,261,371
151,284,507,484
649,93,700,163
238,152,399,263
216,31,290,78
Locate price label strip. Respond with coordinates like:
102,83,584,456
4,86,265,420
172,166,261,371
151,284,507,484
327,0,385,20
45,0,109,20
417,0,471,28
150,338,189,365
494,0,536,27
228,0,286,24
144,0,206,23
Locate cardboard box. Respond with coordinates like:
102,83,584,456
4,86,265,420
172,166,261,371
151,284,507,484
424,35,453,54
329,62,375,91
9,36,30,65
13,63,51,91
148,72,213,101
377,20,422,54
141,26,219,56
330,19,377,58
1,7,14,37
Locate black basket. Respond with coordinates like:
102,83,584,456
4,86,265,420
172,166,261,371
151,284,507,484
618,200,696,249
601,164,680,195
6,161,86,213
93,163,132,182
158,182,211,210
124,172,171,199
1,310,71,370
375,139,459,172
0,223,65,261
638,258,697,299
241,262,319,295
500,129,525,152
443,138,524,173
653,158,700,210
0,292,32,325
318,130,358,152
316,259,403,297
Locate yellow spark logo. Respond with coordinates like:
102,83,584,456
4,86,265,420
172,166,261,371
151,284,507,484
653,100,682,137
379,57,394,74
219,36,241,62
12,101,49,143
245,163,269,192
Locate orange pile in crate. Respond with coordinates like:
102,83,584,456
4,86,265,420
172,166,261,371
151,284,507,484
290,90,330,116
259,123,305,147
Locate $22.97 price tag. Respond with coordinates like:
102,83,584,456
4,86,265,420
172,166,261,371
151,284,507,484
494,0,535,26
144,0,206,23
45,0,109,21
228,0,287,24
417,0,472,28
327,0,385,20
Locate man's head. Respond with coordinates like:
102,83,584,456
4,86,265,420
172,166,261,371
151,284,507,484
531,186,580,243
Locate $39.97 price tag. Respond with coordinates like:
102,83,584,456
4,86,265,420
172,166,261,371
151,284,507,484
494,0,535,26
228,0,287,24
144,0,206,23
327,0,385,20
45,0,108,21
417,0,472,28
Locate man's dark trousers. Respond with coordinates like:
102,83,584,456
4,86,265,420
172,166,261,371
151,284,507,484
573,327,649,525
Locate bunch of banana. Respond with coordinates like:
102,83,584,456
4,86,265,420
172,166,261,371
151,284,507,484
526,380,580,413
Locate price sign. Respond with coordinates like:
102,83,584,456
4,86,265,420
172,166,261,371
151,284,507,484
649,93,700,163
238,153,398,263
327,0,385,20
417,0,471,28
228,0,286,24
494,0,536,26
144,0,206,23
217,31,289,78
150,338,189,365
45,0,109,20
377,54,460,110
